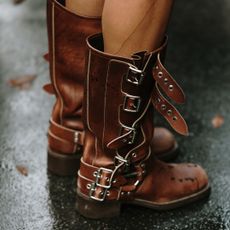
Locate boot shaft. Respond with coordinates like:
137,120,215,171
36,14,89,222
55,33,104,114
46,0,101,158
47,0,101,128
82,34,161,164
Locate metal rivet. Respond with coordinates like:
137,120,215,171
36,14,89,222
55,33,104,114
74,132,79,143
161,104,167,110
100,192,104,196
169,85,174,91
164,78,168,84
93,171,98,177
86,184,91,189
173,116,178,121
106,177,110,182
167,110,172,116
122,138,127,143
107,191,110,196
155,65,159,70
158,71,163,78
141,163,145,168
132,152,137,158
117,168,122,173
121,192,125,196
113,179,117,184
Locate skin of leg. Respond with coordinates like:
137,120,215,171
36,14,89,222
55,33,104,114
102,0,174,57
66,0,105,18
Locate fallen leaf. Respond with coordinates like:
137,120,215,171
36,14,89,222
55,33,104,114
13,0,26,4
7,74,36,90
43,53,49,62
16,165,28,176
211,114,224,128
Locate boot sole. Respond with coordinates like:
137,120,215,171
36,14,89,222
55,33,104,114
76,184,210,219
47,148,81,176
128,184,211,211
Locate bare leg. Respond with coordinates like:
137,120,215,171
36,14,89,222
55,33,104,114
102,0,174,57
66,0,105,18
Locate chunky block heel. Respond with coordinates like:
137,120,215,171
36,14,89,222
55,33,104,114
48,148,81,176
76,192,121,219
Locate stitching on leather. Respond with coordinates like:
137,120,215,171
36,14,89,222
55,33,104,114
50,118,82,133
86,49,93,132
102,59,111,145
92,137,98,166
124,126,147,158
48,130,76,153
52,3,64,125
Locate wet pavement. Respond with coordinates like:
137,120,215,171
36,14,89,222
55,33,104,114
0,0,230,229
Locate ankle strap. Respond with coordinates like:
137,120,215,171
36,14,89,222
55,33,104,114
48,118,84,154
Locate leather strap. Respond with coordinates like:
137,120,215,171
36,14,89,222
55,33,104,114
152,84,189,136
78,158,146,201
48,130,80,154
77,174,122,201
48,118,84,154
152,53,185,104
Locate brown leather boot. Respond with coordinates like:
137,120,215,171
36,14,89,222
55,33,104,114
44,0,101,175
44,0,178,176
76,34,210,219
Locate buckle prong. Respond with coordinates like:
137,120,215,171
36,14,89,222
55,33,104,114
89,167,113,201
126,66,144,85
123,95,141,113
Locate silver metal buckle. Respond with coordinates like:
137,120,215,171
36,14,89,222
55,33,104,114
95,167,113,189
89,167,113,201
89,183,107,201
126,66,144,85
123,95,141,113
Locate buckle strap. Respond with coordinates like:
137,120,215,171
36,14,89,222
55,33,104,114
152,84,189,136
123,94,141,113
79,158,124,187
152,53,185,104
78,149,151,202
78,173,121,201
107,125,138,149
48,130,81,154
49,118,84,146
78,159,126,201
78,175,139,201
125,66,145,86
